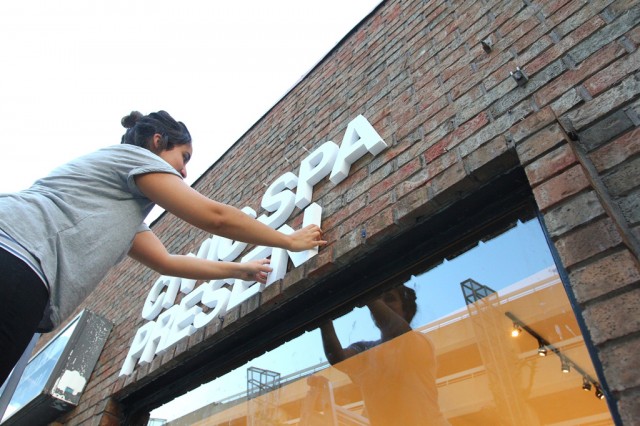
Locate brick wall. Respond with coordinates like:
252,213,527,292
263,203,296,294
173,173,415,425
38,0,638,424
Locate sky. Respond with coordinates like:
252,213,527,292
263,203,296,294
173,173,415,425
0,0,381,198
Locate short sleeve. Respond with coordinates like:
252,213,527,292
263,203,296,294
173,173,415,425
124,150,182,197
136,223,151,234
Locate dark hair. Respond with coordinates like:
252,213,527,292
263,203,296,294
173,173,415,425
121,110,191,150
397,285,417,322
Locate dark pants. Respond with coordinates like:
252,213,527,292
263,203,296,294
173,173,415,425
0,249,49,387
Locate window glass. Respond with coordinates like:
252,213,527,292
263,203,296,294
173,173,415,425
149,219,613,425
1,317,78,422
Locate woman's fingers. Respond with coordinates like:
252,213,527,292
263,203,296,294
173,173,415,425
289,225,327,251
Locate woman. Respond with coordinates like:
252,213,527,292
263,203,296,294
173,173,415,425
0,110,325,385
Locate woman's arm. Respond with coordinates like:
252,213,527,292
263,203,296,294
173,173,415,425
129,231,272,283
320,322,358,365
135,173,326,251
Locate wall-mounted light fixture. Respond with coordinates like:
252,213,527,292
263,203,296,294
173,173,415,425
511,323,522,337
505,311,605,401
537,339,547,357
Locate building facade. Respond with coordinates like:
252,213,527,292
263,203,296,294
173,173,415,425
3,0,639,424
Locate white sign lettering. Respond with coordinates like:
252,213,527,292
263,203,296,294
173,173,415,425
120,115,386,376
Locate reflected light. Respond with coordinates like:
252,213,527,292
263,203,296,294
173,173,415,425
537,340,547,357
511,323,522,337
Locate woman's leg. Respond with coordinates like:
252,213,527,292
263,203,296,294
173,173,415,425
0,249,49,386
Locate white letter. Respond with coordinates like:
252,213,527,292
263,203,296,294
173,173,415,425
119,321,156,376
141,276,174,320
266,203,323,286
330,115,387,184
157,299,202,353
139,307,177,364
197,236,221,261
287,203,323,267
296,141,339,209
257,172,297,230
226,245,273,311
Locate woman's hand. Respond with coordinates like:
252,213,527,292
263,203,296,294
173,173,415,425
238,258,273,284
288,224,327,252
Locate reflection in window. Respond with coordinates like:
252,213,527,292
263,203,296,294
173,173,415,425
1,317,78,422
149,219,613,425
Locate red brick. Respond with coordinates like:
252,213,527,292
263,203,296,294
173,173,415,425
534,41,626,107
524,143,578,186
554,218,623,268
618,389,640,426
259,279,282,308
583,287,640,344
590,127,640,173
568,74,640,130
361,206,397,245
415,91,448,122
546,0,586,26
541,0,574,19
395,168,430,201
428,161,475,202
463,136,513,182
369,157,422,201
322,192,367,233
628,25,640,45
584,48,640,96
424,149,458,180
337,192,394,239
569,249,640,303
532,164,591,211
527,15,607,76
425,136,449,163
497,6,536,38
516,123,567,165
303,244,335,281
510,107,557,144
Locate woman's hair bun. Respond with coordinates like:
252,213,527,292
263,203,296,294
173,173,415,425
121,111,144,129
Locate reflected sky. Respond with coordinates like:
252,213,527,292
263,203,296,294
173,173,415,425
1,318,78,422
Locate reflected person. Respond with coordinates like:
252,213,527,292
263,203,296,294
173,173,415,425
320,285,449,425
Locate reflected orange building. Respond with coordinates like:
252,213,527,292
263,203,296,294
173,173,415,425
165,268,613,426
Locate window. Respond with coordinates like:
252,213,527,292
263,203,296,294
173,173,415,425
0,310,112,425
148,218,613,425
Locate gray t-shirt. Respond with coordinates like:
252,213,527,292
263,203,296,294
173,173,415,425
0,145,181,328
